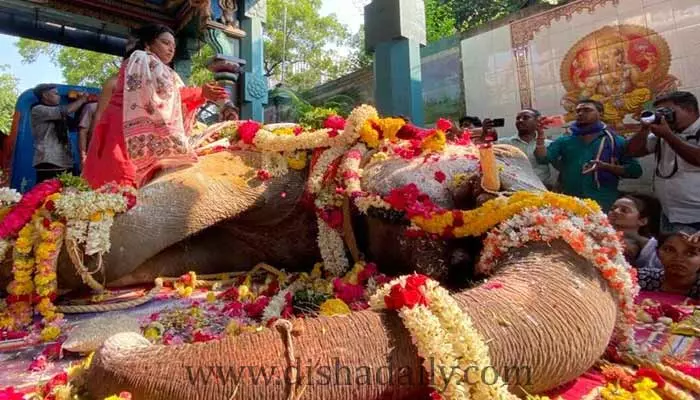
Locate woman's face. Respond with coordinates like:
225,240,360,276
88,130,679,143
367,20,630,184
608,198,646,232
659,235,700,281
147,32,176,64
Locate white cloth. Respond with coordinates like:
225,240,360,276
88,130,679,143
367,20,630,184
646,117,700,224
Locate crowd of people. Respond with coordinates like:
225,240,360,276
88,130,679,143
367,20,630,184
464,91,700,298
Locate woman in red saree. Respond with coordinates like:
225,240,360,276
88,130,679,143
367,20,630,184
83,24,228,189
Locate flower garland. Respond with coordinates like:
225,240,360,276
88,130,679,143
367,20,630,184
477,206,639,351
317,215,349,277
371,274,517,400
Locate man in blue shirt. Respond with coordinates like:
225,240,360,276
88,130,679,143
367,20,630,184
535,99,643,211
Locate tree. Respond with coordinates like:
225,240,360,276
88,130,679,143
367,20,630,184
16,39,120,87
265,0,351,90
443,0,566,31
0,66,18,134
346,26,373,70
425,0,456,43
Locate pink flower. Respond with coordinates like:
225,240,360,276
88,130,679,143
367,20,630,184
324,115,346,138
436,119,452,132
222,301,244,317
0,179,62,239
238,120,261,145
28,355,47,372
333,279,365,304
319,208,343,230
357,263,378,283
0,387,25,400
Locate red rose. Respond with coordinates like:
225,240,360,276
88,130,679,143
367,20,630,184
222,301,244,317
238,120,262,144
293,126,303,136
192,330,217,343
244,296,270,319
42,218,51,229
436,119,452,132
384,282,428,310
405,274,428,290
434,171,446,183
257,170,271,181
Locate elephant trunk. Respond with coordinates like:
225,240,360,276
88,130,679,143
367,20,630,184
84,241,617,399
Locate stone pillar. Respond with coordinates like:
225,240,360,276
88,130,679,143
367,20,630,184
240,0,268,121
365,0,426,126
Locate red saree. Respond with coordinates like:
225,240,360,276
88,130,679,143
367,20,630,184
83,51,205,189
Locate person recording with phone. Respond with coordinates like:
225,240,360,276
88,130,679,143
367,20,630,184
497,109,553,187
626,91,700,234
535,99,642,212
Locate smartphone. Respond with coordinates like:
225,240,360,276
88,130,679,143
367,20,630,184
492,118,505,128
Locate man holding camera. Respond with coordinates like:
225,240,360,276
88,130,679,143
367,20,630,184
497,108,552,187
627,91,700,234
535,99,642,212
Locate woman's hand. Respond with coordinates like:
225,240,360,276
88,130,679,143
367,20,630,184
202,82,229,102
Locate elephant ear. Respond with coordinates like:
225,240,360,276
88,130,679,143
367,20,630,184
492,144,547,193
68,151,292,286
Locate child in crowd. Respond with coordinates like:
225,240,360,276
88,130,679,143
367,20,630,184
636,228,700,299
608,194,659,267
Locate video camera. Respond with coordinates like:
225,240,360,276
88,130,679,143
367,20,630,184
640,107,676,125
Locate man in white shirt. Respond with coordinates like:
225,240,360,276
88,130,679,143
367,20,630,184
627,91,700,234
497,108,553,187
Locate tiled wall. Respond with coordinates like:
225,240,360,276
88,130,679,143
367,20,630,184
527,0,700,119
461,25,522,134
460,0,700,194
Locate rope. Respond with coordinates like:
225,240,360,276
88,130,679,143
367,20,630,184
56,278,164,314
274,319,299,400
65,239,106,293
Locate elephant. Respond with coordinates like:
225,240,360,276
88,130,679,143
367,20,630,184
0,109,625,398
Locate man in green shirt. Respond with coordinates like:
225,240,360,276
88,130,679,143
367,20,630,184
535,99,643,211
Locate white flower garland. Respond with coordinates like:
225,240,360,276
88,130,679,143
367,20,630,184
261,281,303,324
54,191,128,220
354,195,391,215
85,212,115,256
66,220,89,244
252,105,378,153
478,206,639,351
340,143,368,197
316,216,349,277
371,276,517,400
307,146,349,195
0,187,21,207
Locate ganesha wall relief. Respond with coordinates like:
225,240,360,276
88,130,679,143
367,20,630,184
560,24,680,133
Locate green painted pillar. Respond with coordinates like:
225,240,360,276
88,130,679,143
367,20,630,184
365,0,426,126
240,0,268,121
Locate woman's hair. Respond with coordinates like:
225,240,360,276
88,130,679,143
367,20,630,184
618,193,660,237
126,24,175,59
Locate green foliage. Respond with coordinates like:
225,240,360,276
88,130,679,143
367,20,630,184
0,65,18,134
425,0,457,42
346,26,373,70
298,107,339,129
427,0,567,36
190,44,215,86
16,39,120,87
265,0,352,91
58,172,91,191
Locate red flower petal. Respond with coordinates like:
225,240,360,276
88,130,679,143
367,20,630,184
434,171,446,183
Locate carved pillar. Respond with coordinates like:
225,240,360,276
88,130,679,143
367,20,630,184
190,0,247,108
365,0,426,126
240,0,268,121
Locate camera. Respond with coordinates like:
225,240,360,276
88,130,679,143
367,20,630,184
640,107,676,125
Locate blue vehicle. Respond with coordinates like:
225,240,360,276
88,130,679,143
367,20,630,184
2,84,101,193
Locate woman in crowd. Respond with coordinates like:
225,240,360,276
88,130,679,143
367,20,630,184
608,194,659,267
637,228,700,299
83,24,228,189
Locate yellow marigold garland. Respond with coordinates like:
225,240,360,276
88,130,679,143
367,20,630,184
411,191,601,238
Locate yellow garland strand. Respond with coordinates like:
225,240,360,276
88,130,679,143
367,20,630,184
412,191,601,238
